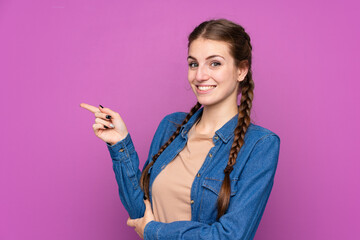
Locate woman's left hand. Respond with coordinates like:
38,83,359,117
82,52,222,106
127,198,155,239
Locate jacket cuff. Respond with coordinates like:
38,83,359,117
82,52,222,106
106,133,135,161
144,221,164,240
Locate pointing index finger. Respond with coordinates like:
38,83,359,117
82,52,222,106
80,103,100,113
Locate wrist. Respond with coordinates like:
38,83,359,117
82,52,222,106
108,132,129,146
106,133,135,161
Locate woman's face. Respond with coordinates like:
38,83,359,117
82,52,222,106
187,38,247,108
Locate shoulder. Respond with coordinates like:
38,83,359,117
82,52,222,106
158,111,188,128
239,122,281,164
152,112,187,145
234,123,280,175
162,111,188,122
245,122,280,146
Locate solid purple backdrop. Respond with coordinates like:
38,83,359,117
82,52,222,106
1,0,359,239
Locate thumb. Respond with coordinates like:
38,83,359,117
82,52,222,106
127,217,135,227
144,199,153,212
144,199,151,207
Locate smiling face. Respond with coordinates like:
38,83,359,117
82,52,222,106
187,38,247,108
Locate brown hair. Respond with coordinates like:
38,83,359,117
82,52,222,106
140,18,254,221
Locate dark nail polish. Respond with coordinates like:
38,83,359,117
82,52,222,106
106,115,111,119
143,195,147,200
104,125,109,129
99,104,104,108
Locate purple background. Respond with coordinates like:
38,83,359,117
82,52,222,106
1,0,359,239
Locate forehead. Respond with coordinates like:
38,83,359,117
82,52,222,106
188,38,232,59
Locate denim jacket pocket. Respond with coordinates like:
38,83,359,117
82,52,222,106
198,178,239,223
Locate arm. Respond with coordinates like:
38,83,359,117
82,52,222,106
144,134,281,240
106,115,176,219
80,103,174,219
106,133,145,219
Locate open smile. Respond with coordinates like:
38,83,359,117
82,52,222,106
196,85,217,93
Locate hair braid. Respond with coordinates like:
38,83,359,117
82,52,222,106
216,71,254,220
140,102,202,199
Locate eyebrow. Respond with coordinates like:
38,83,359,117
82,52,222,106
187,55,225,61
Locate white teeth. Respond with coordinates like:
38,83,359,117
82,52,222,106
198,85,215,91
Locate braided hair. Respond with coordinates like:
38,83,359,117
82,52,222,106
140,18,254,221
140,102,202,199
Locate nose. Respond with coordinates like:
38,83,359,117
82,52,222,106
195,65,210,81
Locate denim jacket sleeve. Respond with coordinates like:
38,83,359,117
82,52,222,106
143,134,280,240
106,115,174,219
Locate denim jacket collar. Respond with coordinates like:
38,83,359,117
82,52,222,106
180,107,239,143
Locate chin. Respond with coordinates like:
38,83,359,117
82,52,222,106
196,98,216,107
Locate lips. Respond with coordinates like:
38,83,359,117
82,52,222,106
196,85,216,93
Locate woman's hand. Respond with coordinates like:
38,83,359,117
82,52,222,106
127,199,155,239
80,103,129,145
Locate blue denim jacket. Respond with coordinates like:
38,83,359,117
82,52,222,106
106,107,280,240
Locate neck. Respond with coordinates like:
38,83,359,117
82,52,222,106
196,100,239,135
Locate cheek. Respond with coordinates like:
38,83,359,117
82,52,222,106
213,73,238,93
216,69,237,84
188,71,195,83
212,71,229,84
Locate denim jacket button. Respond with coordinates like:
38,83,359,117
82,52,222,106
214,136,219,140
119,149,124,152
190,200,194,204
208,153,213,158
197,173,201,177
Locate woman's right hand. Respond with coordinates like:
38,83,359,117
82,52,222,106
80,103,129,145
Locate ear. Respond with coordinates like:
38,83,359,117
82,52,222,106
237,61,249,82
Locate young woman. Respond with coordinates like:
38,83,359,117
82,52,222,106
80,18,280,240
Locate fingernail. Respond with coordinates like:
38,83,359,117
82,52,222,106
143,195,147,200
104,125,109,129
110,124,115,128
106,115,111,119
99,104,104,108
